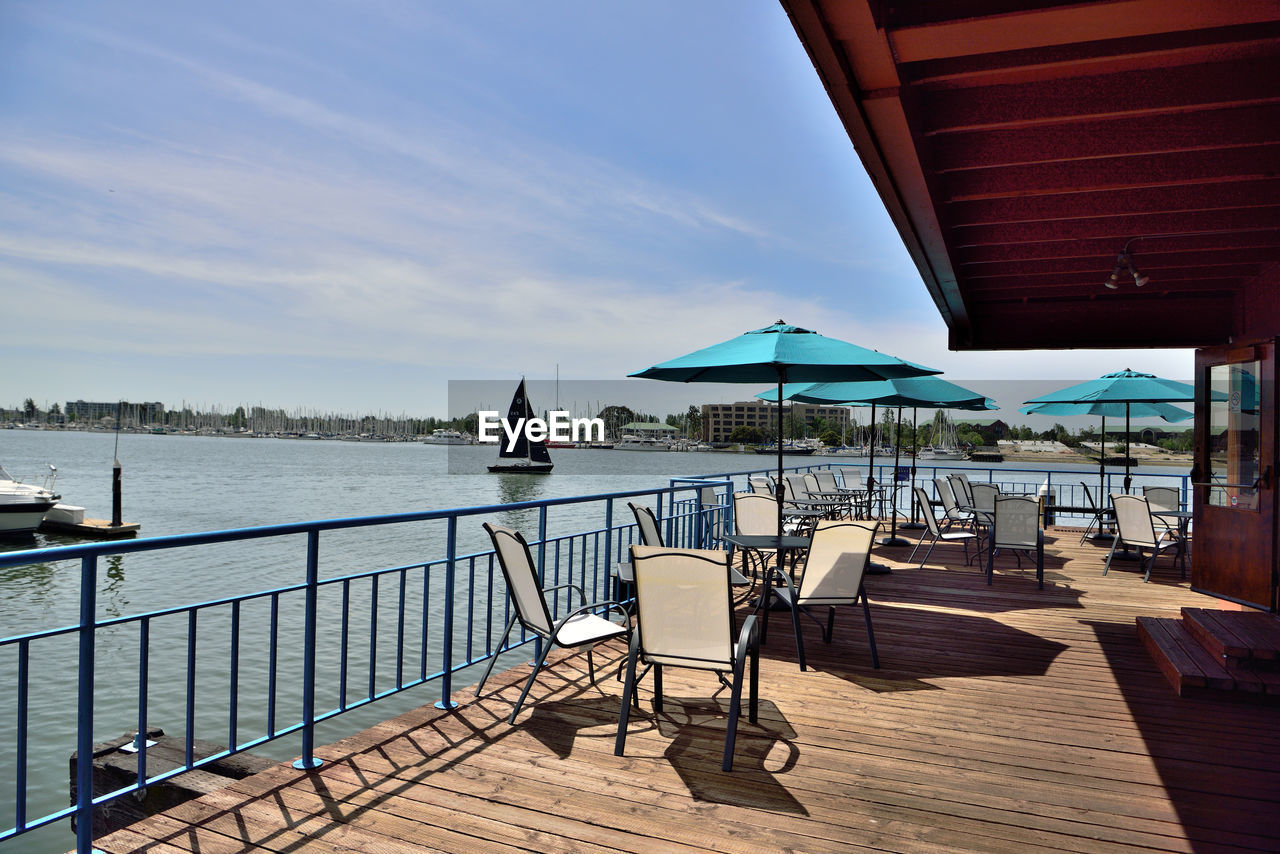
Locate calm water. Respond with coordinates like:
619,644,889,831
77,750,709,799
0,429,1189,852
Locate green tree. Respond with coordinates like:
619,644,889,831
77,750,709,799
728,425,765,444
686,405,702,439
819,429,842,448
23,398,36,421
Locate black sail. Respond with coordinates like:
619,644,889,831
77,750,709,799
497,379,531,460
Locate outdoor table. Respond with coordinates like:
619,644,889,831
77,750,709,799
724,533,811,609
1153,509,1193,576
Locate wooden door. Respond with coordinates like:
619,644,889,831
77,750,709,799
1192,340,1277,611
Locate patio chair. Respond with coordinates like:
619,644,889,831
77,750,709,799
763,519,880,671
986,495,1044,589
699,485,726,548
748,476,772,495
969,482,1000,529
1143,485,1181,536
803,472,847,518
629,501,749,586
1104,494,1180,582
934,477,972,528
615,545,759,771
476,523,630,723
908,486,977,567
1078,482,1115,544
947,473,974,511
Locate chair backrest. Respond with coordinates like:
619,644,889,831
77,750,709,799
797,520,877,605
934,477,957,508
628,501,663,547
843,470,864,490
1080,481,1099,510
784,473,810,501
914,486,942,536
748,476,772,495
733,492,776,536
483,523,553,636
1143,485,1180,512
992,495,1040,549
970,482,1000,514
629,545,734,670
1112,494,1159,548
699,485,719,510
948,473,973,507
813,470,840,493
803,472,822,497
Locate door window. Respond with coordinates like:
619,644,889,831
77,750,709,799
1207,359,1262,510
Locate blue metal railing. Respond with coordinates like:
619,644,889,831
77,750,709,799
0,477,735,852
0,459,1189,851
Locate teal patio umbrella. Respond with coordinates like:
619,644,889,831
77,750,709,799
760,376,997,545
1022,370,1195,494
630,321,939,538
1021,399,1191,536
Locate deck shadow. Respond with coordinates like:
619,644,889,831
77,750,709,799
1083,619,1280,852
768,604,1069,692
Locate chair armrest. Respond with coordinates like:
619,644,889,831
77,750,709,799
542,582,587,606
735,613,759,662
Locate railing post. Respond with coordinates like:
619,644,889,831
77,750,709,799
435,515,459,710
74,555,98,854
534,505,548,664
293,529,323,770
603,498,614,597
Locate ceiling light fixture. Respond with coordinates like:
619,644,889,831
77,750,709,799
1104,240,1151,289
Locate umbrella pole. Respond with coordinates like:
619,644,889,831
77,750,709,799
865,401,890,574
881,406,909,545
1124,402,1133,494
1090,415,1111,540
776,371,785,541
902,406,924,529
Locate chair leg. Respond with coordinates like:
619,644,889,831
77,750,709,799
475,615,518,698
614,635,642,757
722,657,746,772
652,663,664,712
790,600,807,671
986,543,995,585
1102,534,1121,575
509,641,554,724
824,605,836,644
861,590,880,669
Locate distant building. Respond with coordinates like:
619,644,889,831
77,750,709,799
700,401,849,443
619,421,678,436
66,400,165,425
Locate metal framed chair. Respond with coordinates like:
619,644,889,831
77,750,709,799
629,501,749,586
947,473,974,512
909,486,977,566
748,476,773,495
986,495,1044,589
1078,482,1115,544
934,477,972,528
615,545,760,771
1143,485,1181,536
1105,494,1180,582
476,523,630,723
764,519,880,671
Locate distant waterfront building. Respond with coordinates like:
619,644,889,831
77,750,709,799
65,400,165,425
618,421,679,436
700,401,850,443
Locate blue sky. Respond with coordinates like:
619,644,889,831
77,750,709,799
0,1,1192,418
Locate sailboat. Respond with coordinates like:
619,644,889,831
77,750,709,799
487,379,554,474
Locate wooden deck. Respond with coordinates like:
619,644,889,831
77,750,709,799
91,527,1280,853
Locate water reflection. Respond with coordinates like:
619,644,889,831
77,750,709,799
494,473,546,530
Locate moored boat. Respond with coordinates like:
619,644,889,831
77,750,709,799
0,464,60,536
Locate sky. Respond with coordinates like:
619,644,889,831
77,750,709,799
0,1,1193,421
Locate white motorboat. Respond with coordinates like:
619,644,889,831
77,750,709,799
614,435,671,451
917,446,967,461
0,465,60,535
422,428,470,445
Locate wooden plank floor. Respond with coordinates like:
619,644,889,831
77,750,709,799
90,527,1280,853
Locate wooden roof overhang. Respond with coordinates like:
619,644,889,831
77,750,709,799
780,0,1280,350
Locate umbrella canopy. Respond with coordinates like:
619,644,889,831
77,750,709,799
1022,369,1194,493
759,376,997,544
629,321,939,537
